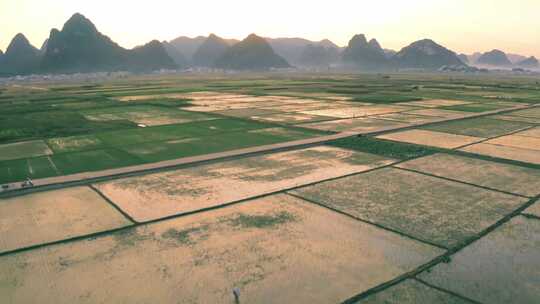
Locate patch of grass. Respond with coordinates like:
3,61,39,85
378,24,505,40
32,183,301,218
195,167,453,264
97,118,278,147
46,135,105,153
121,127,320,163
113,229,152,247
229,211,296,229
0,140,51,161
0,156,59,184
51,148,143,174
0,111,137,144
328,136,443,160
161,225,209,245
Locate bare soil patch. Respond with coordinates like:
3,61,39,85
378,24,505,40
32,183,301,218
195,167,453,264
485,135,540,151
0,186,131,253
377,130,483,149
515,127,540,138
301,105,411,119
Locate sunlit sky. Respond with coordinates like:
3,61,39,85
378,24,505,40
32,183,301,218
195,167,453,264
1,0,539,58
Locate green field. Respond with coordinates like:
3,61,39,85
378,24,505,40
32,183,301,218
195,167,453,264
1,72,539,184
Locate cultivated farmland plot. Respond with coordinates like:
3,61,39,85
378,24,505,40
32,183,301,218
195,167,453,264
0,194,441,304
1,73,539,303
94,146,395,222
291,167,528,248
0,186,131,253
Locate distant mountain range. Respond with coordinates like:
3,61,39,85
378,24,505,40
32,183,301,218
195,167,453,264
1,13,538,76
0,13,176,75
464,49,538,69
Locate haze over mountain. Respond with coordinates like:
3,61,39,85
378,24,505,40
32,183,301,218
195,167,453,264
266,38,340,66
475,50,512,67
458,54,469,64
128,40,176,71
168,36,206,63
192,34,231,67
214,34,290,70
297,43,340,68
393,39,464,69
463,50,539,69
162,41,189,67
506,53,528,64
516,56,539,68
383,49,397,59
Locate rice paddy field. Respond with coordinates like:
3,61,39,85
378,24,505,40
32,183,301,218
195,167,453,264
1,72,539,303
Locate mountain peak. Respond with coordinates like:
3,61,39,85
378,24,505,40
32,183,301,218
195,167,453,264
368,39,382,51
476,49,512,66
319,39,338,49
403,39,449,56
245,33,264,42
214,34,290,70
12,33,29,42
192,34,230,67
395,39,463,69
0,33,41,74
349,34,368,47
208,33,222,40
343,34,389,69
62,13,98,34
6,33,39,55
40,13,175,73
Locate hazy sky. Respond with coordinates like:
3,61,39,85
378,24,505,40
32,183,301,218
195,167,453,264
1,0,539,58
